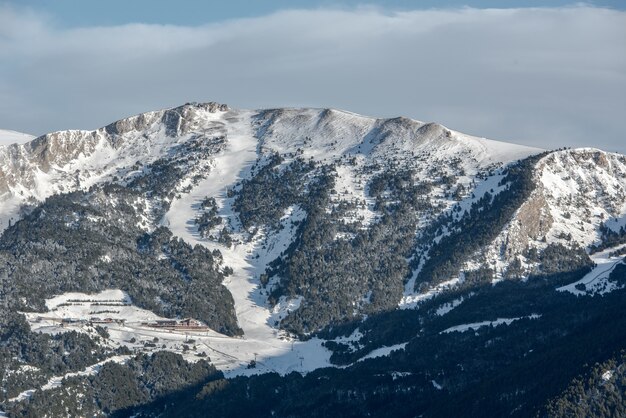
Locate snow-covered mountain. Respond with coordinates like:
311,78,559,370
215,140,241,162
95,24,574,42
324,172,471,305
0,103,537,225
2,101,626,326
2,102,626,417
2,102,625,318
486,149,626,279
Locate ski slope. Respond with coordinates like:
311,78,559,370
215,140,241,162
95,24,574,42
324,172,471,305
162,109,333,376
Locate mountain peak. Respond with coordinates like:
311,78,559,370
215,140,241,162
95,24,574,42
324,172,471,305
416,122,452,139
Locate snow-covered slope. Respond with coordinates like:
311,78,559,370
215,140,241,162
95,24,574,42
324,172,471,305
0,103,540,230
0,102,549,377
257,107,542,245
256,107,539,166
3,102,626,417
0,129,34,146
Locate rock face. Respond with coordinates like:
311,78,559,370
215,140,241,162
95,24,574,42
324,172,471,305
5,102,227,181
0,102,229,224
104,102,228,138
501,191,554,260
483,148,626,279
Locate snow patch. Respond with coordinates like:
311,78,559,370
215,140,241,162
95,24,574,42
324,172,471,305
435,294,472,316
431,380,443,390
400,276,462,310
358,343,408,362
441,314,541,334
390,371,413,380
269,296,303,325
602,370,614,381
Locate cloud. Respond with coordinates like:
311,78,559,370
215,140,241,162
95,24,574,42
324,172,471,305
0,4,624,152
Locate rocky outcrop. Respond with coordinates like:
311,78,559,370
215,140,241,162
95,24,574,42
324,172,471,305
105,102,228,138
0,101,229,229
0,102,229,195
482,148,626,280
501,190,554,260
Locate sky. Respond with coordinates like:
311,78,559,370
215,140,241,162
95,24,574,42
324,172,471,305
0,1,625,152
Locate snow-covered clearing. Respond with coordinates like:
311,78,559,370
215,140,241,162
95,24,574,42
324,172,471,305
440,314,541,334
25,289,163,327
24,289,247,369
557,245,626,296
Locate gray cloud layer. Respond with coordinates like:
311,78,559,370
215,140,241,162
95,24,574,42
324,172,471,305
1,5,624,152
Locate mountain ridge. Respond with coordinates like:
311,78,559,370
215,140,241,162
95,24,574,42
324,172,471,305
0,102,540,228
1,102,626,417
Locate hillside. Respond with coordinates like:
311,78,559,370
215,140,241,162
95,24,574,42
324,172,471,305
1,103,625,417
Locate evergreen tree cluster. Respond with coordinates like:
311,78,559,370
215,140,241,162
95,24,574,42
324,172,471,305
543,350,626,417
12,264,624,418
0,186,241,336
255,163,435,335
0,312,114,403
232,154,316,231
195,197,222,238
7,352,221,417
589,221,626,254
414,153,554,287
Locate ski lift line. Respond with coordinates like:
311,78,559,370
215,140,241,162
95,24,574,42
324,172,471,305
201,342,240,362
199,342,279,373
124,322,232,338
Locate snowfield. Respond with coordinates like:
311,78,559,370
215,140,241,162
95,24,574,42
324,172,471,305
0,129,34,145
